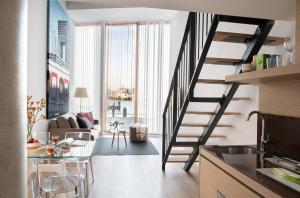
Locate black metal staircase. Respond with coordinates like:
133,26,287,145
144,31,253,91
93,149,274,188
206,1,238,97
162,12,275,171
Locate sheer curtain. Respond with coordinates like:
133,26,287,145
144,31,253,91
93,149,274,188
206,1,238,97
72,23,102,119
137,22,170,134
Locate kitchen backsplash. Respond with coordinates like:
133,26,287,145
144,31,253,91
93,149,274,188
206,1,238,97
258,114,300,161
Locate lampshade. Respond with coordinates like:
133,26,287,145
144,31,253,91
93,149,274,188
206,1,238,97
74,87,88,98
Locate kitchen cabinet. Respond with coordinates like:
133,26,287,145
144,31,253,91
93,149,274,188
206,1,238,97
200,157,260,198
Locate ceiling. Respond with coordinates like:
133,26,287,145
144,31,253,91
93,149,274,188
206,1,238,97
65,0,296,21
68,7,179,22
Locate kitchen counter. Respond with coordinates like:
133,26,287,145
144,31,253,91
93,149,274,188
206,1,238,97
200,146,300,197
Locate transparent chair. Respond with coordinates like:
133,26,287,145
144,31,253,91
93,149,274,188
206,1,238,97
37,158,84,198
65,132,94,197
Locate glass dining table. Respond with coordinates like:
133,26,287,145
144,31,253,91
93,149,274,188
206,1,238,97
27,140,96,159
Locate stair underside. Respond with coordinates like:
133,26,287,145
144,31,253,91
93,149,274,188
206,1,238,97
177,133,226,138
205,57,240,65
185,111,241,115
214,31,284,46
197,79,226,84
181,123,232,127
231,97,250,101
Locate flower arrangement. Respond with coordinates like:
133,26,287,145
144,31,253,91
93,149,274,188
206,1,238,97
109,120,124,130
27,96,46,139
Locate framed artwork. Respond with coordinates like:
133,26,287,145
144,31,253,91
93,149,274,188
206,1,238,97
46,0,71,118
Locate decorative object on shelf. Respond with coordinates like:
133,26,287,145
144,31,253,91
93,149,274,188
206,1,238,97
284,36,295,65
241,64,256,73
255,54,283,71
74,87,88,112
256,54,269,71
27,96,46,140
109,120,124,130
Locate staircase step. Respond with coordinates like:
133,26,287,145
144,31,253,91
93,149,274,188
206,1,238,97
181,123,233,127
190,97,250,102
205,57,240,65
197,79,227,84
177,133,226,138
214,31,284,46
186,111,241,115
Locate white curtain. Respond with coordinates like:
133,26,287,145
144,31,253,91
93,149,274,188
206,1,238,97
72,23,102,119
137,22,170,134
72,22,170,134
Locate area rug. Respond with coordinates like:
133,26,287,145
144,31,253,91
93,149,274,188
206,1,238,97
92,137,159,155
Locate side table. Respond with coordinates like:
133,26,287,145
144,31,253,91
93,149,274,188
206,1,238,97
111,129,127,147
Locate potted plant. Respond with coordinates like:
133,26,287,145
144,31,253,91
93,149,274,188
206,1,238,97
109,120,124,131
27,96,46,145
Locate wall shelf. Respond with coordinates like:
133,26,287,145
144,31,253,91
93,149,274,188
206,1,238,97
225,64,300,84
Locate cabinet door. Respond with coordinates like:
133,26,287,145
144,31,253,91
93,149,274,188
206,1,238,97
199,157,219,198
218,169,260,198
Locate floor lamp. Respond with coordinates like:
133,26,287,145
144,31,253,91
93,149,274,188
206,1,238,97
74,87,88,113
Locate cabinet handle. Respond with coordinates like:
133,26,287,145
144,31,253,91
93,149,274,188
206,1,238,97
217,191,225,198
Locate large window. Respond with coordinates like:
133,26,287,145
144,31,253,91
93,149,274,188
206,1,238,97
105,24,137,130
73,22,170,134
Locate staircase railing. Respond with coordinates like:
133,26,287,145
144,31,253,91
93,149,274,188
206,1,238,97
162,12,214,169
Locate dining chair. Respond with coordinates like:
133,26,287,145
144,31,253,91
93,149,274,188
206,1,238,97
65,132,95,197
37,158,84,198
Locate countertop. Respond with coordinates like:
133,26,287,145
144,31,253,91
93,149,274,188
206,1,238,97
200,145,300,197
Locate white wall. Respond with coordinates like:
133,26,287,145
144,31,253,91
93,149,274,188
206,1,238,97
28,0,47,101
27,0,49,131
169,11,189,81
169,12,294,145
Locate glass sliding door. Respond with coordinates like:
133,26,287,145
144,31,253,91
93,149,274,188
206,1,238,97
105,24,137,130
103,22,170,134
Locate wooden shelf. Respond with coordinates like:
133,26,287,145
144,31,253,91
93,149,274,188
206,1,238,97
225,64,300,84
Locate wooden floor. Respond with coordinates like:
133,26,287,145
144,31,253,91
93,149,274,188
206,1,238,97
88,137,199,198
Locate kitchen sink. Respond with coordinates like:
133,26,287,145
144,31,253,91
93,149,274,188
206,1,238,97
219,146,257,155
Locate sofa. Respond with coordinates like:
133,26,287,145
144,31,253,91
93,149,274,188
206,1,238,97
49,113,99,140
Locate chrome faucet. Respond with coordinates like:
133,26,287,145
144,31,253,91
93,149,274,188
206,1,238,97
246,111,269,152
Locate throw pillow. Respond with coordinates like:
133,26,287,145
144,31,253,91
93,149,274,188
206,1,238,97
68,117,80,129
77,116,94,129
78,112,93,124
57,116,71,128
